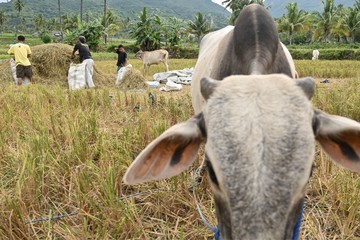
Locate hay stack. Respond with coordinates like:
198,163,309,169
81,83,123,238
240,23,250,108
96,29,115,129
0,43,109,86
31,43,76,81
117,68,149,90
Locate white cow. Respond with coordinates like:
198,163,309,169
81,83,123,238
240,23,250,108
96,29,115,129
135,49,169,73
191,25,298,113
312,49,320,60
124,4,360,240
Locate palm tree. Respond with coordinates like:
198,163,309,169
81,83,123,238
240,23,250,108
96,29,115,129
103,0,107,45
58,0,63,41
0,10,6,33
80,0,83,23
355,0,360,10
222,0,264,24
337,7,360,43
277,2,309,45
101,8,120,27
187,12,211,44
14,0,24,36
33,14,46,31
311,0,340,42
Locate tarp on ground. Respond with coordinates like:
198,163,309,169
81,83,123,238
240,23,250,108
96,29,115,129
153,68,193,85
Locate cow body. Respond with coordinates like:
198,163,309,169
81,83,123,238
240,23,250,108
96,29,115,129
191,6,297,113
135,49,169,73
312,49,320,60
124,4,360,240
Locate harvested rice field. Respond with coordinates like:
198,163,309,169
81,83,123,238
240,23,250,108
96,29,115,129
0,54,359,239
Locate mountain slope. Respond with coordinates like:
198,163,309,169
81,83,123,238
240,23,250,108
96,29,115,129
267,0,355,18
0,0,231,28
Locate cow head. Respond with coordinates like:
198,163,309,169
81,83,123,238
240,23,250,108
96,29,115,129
135,50,144,59
123,74,360,239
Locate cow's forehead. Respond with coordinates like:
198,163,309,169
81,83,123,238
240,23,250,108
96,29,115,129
202,74,315,148
203,74,309,107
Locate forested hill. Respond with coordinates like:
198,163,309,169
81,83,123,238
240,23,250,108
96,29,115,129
0,0,231,28
268,0,355,18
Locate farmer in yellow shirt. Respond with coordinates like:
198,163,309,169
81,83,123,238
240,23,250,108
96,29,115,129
8,35,33,85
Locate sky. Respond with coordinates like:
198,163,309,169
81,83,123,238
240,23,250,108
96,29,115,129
212,0,227,7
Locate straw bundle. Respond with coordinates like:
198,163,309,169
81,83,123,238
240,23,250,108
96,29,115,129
117,68,149,90
0,43,110,86
31,43,76,79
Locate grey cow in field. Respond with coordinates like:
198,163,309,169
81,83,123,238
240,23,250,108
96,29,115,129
135,49,169,73
124,4,360,240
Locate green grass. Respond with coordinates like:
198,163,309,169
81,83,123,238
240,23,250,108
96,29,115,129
0,59,359,239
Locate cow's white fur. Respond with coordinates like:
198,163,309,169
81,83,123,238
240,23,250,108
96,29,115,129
123,4,360,240
191,26,297,114
135,49,169,73
312,49,319,60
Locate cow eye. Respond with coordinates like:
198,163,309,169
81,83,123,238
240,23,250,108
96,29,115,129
205,154,219,187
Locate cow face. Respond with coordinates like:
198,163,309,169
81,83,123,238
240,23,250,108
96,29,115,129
135,50,143,59
123,74,360,239
200,74,315,239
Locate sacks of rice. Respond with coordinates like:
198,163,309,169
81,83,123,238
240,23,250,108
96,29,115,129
68,62,95,90
116,64,133,85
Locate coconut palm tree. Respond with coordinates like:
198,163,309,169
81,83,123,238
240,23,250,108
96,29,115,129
311,0,341,42
103,0,107,44
33,14,46,31
187,12,211,44
355,0,360,10
277,2,309,45
0,10,6,33
337,6,360,43
58,0,63,41
14,0,24,36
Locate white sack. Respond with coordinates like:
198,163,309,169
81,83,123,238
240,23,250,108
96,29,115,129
68,62,86,90
159,80,182,92
116,64,133,85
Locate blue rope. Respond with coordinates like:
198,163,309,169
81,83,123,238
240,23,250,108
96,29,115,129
211,204,304,240
193,163,305,240
24,212,79,224
214,225,221,240
292,201,304,240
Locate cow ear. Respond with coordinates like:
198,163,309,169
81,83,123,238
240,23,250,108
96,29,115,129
314,110,360,173
123,114,206,184
200,77,220,100
295,77,315,99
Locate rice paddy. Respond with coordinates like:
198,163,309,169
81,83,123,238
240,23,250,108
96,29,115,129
0,55,359,239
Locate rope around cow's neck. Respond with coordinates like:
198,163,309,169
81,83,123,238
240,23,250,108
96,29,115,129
193,166,304,240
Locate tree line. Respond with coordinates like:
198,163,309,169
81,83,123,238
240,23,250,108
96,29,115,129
1,0,360,50
226,0,360,45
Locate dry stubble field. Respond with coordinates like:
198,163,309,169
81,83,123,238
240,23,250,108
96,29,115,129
0,57,359,239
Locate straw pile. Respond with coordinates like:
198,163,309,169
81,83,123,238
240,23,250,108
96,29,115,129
117,68,149,90
0,43,110,86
